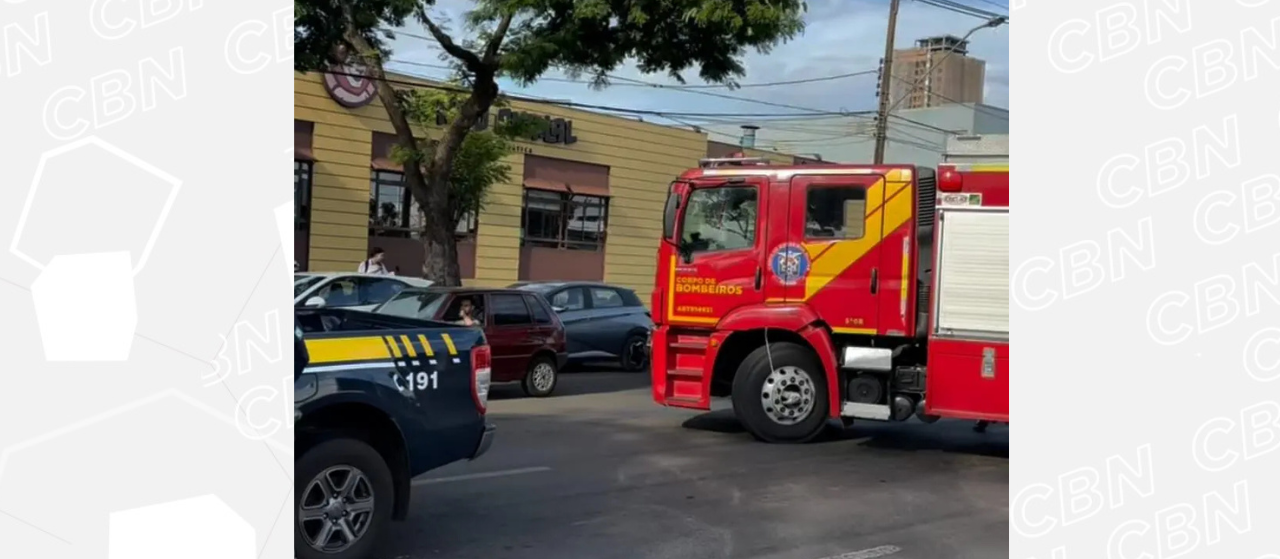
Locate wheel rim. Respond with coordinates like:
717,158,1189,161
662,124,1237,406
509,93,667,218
760,366,816,425
532,363,555,392
625,338,647,369
298,465,376,553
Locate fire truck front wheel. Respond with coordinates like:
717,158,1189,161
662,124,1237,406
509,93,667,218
732,342,829,443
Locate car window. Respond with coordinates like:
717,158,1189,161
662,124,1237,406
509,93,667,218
376,291,447,320
550,288,586,311
806,185,867,239
441,295,486,324
526,295,553,324
316,279,360,307
590,287,624,309
294,276,324,298
360,278,408,305
491,293,532,326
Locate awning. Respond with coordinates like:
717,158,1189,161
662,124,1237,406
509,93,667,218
371,157,402,172
522,179,610,198
295,120,315,161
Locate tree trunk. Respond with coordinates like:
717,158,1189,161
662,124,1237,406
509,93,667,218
345,31,501,287
419,70,500,286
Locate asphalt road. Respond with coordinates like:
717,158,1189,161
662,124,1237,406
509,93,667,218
381,370,1009,559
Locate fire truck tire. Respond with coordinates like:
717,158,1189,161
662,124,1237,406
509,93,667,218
731,342,829,444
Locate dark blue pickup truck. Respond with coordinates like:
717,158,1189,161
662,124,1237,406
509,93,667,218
294,308,494,559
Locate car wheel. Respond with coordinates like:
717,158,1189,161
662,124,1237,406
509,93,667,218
295,438,395,559
731,342,829,444
620,332,649,372
522,355,559,397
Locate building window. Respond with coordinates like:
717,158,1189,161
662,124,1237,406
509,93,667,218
295,161,313,231
370,170,411,237
369,170,479,239
521,189,609,250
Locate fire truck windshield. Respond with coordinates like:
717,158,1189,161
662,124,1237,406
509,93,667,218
678,186,758,257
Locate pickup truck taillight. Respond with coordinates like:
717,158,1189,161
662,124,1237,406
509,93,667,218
471,344,492,414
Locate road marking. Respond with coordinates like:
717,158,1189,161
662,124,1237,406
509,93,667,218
411,466,551,485
815,545,902,559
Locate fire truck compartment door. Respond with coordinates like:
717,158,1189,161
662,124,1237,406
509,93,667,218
775,173,888,335
933,207,1009,340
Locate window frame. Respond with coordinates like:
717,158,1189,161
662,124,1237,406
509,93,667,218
525,294,554,325
369,170,480,240
589,287,625,310
520,189,609,251
678,184,761,257
295,160,313,232
490,292,534,327
548,287,588,311
804,184,869,241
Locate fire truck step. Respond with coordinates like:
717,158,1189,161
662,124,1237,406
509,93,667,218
840,402,891,420
670,341,708,350
667,367,704,378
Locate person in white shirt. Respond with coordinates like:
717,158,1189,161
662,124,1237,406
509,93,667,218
358,247,391,275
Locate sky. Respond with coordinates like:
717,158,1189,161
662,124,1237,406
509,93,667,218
382,0,1010,154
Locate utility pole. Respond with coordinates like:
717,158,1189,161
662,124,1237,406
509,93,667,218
873,0,901,164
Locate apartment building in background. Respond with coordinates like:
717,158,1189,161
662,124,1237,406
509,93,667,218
889,35,986,109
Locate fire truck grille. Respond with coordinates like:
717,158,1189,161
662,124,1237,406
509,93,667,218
916,168,937,230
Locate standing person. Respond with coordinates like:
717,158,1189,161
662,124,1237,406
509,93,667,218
358,247,390,275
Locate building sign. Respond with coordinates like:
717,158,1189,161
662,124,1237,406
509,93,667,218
322,61,377,108
435,107,578,145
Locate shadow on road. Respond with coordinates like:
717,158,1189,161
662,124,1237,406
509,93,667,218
681,409,1008,459
489,370,651,400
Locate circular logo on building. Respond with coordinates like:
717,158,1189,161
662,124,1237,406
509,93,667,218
322,62,377,108
769,243,810,286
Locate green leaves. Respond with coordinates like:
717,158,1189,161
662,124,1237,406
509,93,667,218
389,82,549,228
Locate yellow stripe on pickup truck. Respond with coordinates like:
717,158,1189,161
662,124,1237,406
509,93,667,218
305,337,393,364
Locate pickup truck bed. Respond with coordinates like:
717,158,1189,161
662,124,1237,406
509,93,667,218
294,308,493,559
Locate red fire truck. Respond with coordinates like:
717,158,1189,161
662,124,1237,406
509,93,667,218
650,155,1009,443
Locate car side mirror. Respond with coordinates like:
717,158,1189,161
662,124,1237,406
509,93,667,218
304,296,326,308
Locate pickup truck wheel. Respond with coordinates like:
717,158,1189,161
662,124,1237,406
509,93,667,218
620,333,649,372
522,356,558,397
731,342,829,444
296,438,394,559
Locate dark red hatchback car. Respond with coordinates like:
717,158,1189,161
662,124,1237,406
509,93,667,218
372,287,568,397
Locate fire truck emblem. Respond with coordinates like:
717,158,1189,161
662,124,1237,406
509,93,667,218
769,243,810,286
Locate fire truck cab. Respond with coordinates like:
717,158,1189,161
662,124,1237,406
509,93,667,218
650,153,1008,443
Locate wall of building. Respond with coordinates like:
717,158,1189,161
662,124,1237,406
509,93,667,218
294,71,707,302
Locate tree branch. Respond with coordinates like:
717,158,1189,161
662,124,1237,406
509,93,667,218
483,11,515,64
419,12,484,70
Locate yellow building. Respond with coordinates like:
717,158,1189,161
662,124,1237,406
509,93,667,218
293,70,803,303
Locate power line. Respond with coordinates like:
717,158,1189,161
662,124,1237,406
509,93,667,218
914,0,1008,21
605,74,840,116
966,0,1010,12
887,74,1009,121
323,69,870,119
